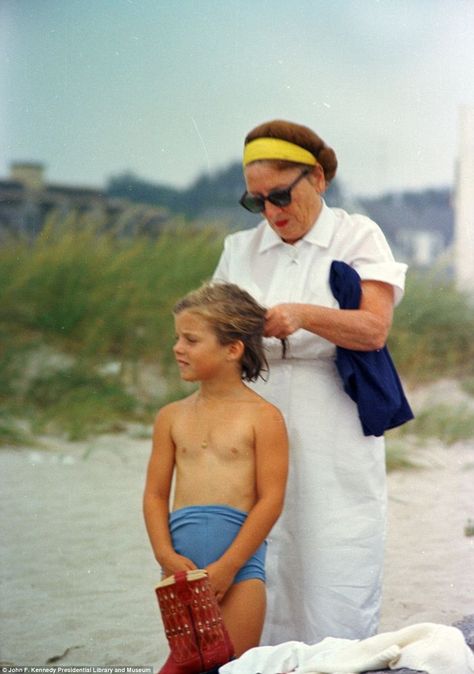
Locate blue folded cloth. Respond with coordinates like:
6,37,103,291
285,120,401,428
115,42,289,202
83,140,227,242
330,260,414,437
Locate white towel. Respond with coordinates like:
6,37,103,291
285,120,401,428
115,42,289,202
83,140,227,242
219,623,474,674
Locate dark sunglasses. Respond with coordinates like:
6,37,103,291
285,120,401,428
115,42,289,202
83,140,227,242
239,168,312,213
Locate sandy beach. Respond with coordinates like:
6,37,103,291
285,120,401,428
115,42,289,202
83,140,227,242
1,414,473,668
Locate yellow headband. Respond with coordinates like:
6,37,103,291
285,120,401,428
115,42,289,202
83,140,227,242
243,137,317,167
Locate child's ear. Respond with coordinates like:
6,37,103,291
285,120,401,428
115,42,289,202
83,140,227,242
227,340,244,362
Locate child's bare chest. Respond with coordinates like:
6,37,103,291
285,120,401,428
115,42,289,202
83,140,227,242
172,408,254,462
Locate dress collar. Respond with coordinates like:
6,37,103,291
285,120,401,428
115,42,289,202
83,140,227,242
257,200,336,253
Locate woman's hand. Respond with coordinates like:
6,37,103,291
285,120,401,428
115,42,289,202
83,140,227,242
264,282,394,350
264,303,303,338
205,560,236,603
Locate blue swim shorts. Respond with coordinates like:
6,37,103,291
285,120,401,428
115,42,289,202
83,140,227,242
169,504,266,584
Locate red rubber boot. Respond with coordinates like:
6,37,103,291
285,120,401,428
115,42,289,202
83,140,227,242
155,569,235,674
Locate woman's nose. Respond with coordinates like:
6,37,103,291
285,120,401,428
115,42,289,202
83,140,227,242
263,201,284,219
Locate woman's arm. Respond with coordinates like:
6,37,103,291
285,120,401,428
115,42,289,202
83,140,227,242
143,405,197,575
264,280,395,351
205,404,289,601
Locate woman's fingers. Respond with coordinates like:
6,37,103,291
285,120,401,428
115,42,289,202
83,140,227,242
265,304,302,337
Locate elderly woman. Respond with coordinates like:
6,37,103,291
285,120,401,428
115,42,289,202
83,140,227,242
213,119,410,646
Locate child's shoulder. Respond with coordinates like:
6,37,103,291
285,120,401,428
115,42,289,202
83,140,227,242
245,388,285,421
247,392,287,444
154,393,196,423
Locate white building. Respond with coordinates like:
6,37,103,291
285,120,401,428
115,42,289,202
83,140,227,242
454,106,474,295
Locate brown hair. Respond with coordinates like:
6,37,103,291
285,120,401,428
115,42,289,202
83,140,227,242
245,119,338,184
173,282,269,382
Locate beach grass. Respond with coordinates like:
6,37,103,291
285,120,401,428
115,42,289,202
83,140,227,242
1,219,474,445
25,365,137,440
385,439,421,472
461,377,474,397
396,403,474,446
0,413,37,447
0,217,223,440
388,270,474,383
0,215,223,364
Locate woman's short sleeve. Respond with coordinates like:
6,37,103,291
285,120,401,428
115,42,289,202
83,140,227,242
348,217,408,306
356,261,408,305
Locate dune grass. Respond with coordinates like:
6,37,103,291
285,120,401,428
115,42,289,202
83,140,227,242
0,216,223,440
0,412,36,447
461,377,474,398
1,219,474,447
394,404,474,446
385,439,421,472
0,215,223,364
388,270,474,383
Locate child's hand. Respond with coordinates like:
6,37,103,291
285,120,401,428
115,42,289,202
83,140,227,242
161,552,197,578
205,560,236,602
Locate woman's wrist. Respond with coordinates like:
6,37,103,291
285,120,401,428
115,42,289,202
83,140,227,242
297,303,318,332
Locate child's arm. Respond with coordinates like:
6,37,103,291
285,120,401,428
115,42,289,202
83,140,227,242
143,404,197,576
206,403,289,601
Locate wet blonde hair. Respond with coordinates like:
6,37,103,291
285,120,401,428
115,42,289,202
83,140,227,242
173,282,269,382
245,119,338,184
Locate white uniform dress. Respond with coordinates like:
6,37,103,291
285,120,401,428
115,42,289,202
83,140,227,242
213,202,408,646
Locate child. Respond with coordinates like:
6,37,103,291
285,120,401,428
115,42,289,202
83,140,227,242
143,281,288,657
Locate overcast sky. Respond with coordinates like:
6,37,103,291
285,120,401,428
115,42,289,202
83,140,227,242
1,0,473,197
